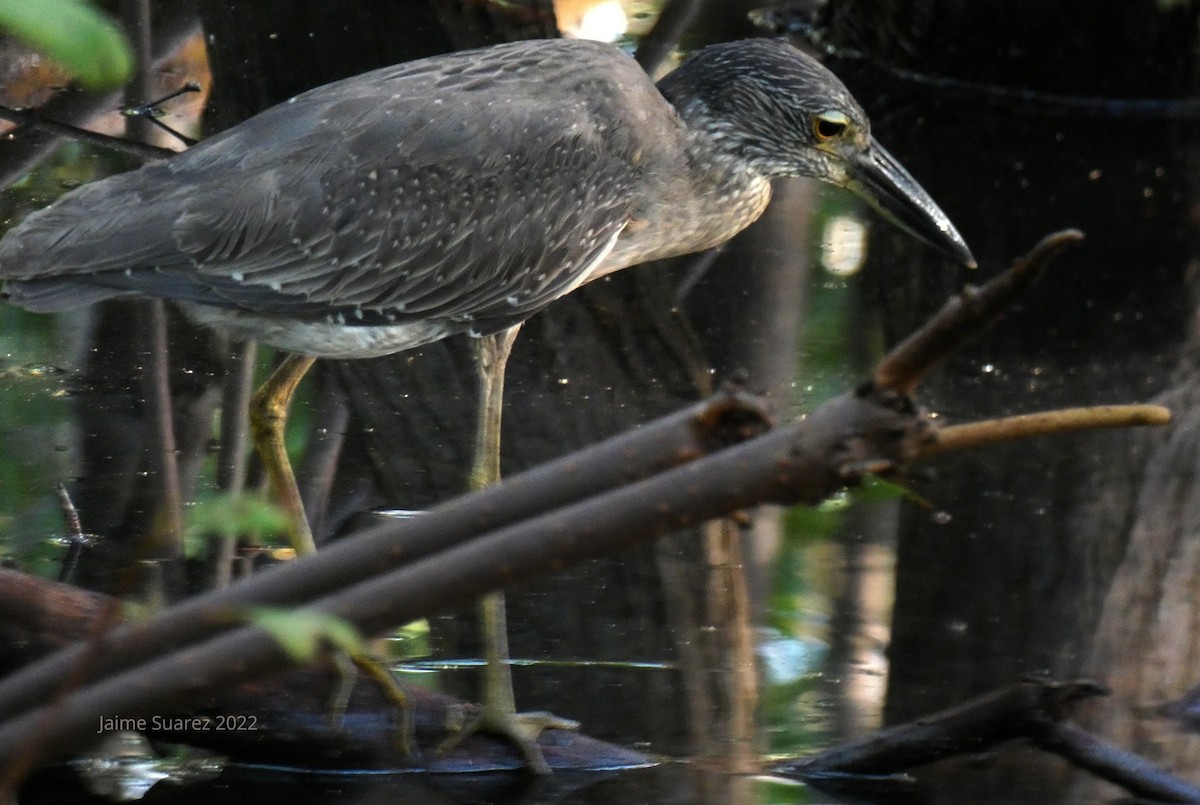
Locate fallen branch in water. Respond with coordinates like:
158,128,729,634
769,678,1200,804
771,678,1106,778
1038,721,1200,803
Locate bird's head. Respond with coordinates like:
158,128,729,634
658,39,975,268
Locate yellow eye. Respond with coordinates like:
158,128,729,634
813,112,849,142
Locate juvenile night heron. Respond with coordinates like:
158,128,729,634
0,37,972,771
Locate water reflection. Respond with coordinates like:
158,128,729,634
73,733,223,802
4,2,1200,804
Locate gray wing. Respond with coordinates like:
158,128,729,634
0,40,665,330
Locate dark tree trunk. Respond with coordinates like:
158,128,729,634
815,0,1200,799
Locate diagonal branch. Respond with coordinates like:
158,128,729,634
770,678,1200,803
0,380,928,774
0,390,773,725
874,229,1085,394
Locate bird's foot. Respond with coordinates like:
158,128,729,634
438,704,579,775
327,650,417,758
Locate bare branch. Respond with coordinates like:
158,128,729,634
771,678,1106,778
924,404,1172,455
0,390,773,726
874,229,1085,394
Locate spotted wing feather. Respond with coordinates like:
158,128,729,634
0,40,666,331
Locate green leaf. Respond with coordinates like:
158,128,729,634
184,492,291,557
852,474,927,506
244,607,367,664
0,0,133,90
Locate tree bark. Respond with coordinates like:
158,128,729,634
817,0,1200,800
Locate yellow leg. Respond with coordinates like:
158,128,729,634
249,353,318,555
248,355,417,753
324,650,415,757
440,326,577,774
466,327,515,494
249,352,417,755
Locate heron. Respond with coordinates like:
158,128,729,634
0,37,973,772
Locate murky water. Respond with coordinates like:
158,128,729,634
5,2,1200,804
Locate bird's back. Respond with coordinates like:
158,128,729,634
0,39,700,342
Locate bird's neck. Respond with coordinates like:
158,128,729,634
677,125,776,245
596,124,773,277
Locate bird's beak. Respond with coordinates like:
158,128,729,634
844,138,976,268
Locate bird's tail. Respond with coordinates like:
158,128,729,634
1,278,132,312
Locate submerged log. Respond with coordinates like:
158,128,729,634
0,567,650,772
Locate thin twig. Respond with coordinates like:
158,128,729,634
142,301,185,560
122,0,185,573
52,483,83,538
52,483,90,585
0,105,176,162
297,366,350,543
213,340,258,588
216,340,257,494
923,405,1172,455
121,82,201,147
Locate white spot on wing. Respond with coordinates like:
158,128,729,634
556,223,626,297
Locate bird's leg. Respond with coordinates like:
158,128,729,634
250,353,416,754
324,648,416,758
438,325,578,774
248,352,318,555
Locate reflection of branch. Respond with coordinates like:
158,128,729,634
874,229,1085,394
924,405,1172,455
771,679,1200,803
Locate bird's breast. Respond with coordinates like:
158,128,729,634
594,170,772,278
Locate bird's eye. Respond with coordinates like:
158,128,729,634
813,113,849,142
